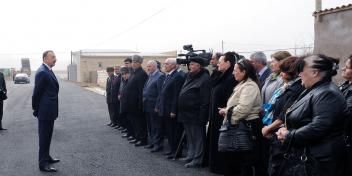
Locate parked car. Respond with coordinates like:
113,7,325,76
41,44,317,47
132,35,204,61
14,73,30,84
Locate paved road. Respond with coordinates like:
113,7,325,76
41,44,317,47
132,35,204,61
0,78,218,176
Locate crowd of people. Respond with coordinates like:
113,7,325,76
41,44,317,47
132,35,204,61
104,52,352,176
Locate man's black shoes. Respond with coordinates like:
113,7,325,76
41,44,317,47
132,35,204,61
117,127,125,130
144,144,153,149
179,157,192,162
127,136,135,141
129,139,138,144
39,165,57,172
185,162,201,168
122,134,130,138
48,158,60,164
163,151,172,156
166,154,175,159
151,147,163,153
134,141,147,147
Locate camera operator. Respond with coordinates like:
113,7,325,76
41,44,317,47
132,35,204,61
178,57,211,168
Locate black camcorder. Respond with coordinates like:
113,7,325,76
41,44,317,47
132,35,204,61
176,45,212,67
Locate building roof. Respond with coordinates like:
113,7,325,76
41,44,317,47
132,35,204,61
72,49,176,58
313,4,352,16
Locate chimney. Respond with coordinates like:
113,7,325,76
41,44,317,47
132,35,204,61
316,0,322,11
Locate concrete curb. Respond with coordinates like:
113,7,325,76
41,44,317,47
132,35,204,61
84,87,106,96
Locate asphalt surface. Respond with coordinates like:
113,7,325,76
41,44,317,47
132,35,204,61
0,78,218,176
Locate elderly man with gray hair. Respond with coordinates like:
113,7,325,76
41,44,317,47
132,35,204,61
122,55,148,146
250,51,272,88
142,60,164,150
155,58,185,156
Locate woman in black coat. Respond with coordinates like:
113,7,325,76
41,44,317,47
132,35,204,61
205,52,238,174
340,55,352,118
339,55,352,176
277,54,348,176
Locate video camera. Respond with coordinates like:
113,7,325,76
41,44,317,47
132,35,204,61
176,45,212,67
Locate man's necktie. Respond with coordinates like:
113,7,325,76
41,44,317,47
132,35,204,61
163,74,170,87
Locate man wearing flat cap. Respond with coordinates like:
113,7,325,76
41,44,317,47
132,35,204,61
122,55,148,146
178,57,211,168
106,67,119,127
119,67,134,139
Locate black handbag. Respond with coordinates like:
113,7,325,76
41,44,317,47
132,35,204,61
278,131,321,176
0,89,7,101
218,106,255,152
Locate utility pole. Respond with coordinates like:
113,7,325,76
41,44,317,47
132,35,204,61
316,0,322,11
221,40,224,53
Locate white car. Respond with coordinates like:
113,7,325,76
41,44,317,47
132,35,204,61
14,73,30,84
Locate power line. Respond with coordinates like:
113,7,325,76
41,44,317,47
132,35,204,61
90,7,167,48
237,46,314,54
223,41,296,47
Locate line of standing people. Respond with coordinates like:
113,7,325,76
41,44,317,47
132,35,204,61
105,51,352,176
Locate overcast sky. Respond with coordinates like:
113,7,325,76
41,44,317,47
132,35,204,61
0,0,351,70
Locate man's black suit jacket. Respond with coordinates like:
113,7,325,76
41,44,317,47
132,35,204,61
121,67,148,113
32,64,59,121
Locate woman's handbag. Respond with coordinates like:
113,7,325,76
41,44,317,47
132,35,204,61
0,89,7,101
218,106,255,152
277,131,320,176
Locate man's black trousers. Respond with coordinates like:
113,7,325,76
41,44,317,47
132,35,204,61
38,120,55,167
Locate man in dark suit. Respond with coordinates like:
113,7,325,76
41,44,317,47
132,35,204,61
0,71,7,130
142,60,164,150
176,64,186,78
32,50,60,172
155,58,185,158
113,66,123,129
250,51,271,88
106,67,117,127
250,51,271,176
122,55,148,146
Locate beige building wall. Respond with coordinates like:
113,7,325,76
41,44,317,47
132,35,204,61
79,55,175,83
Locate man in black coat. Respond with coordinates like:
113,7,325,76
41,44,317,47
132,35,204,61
205,52,239,174
113,66,122,128
119,67,134,138
0,71,7,130
178,57,211,168
32,50,60,172
106,67,119,127
122,55,148,146
155,58,185,156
